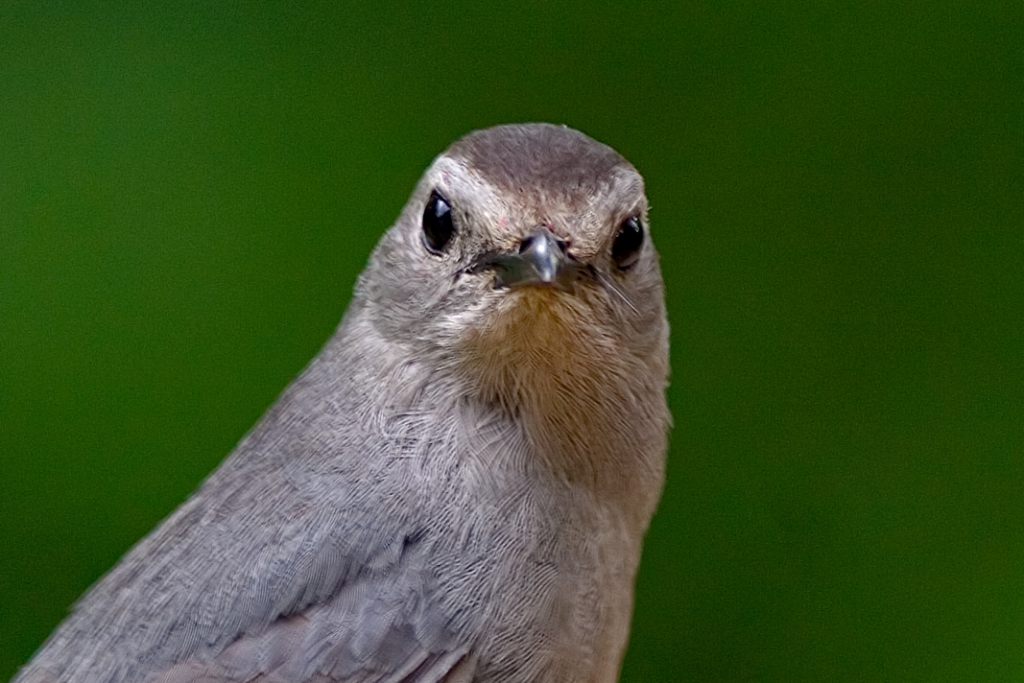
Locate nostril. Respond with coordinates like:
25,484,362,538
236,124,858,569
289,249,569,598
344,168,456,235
518,235,536,254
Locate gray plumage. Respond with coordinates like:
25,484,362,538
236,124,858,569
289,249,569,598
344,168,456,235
13,123,670,683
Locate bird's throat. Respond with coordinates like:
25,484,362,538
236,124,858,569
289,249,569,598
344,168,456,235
460,289,659,499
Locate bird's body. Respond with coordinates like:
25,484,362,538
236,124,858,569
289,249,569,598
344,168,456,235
14,124,669,683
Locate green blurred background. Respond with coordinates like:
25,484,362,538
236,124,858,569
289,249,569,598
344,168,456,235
1,1,1021,681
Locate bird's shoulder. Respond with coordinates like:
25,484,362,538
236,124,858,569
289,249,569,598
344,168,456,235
18,339,485,683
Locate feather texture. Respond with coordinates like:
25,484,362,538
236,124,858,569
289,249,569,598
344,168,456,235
13,124,669,683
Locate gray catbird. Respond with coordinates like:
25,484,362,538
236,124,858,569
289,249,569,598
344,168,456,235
13,123,670,683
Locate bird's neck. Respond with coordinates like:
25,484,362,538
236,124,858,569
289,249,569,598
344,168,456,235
455,291,668,525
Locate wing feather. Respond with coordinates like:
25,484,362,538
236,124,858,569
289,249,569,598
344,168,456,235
14,345,473,683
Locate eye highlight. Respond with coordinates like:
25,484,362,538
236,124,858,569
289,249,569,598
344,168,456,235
611,216,644,269
422,190,455,254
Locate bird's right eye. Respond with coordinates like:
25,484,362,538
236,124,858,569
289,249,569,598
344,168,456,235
611,215,644,269
422,190,455,254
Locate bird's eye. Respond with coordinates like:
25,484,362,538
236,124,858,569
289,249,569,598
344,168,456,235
422,190,455,255
612,216,644,269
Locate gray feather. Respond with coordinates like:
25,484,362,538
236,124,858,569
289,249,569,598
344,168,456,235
13,124,670,683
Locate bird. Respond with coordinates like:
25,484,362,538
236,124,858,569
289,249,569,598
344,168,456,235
12,123,670,683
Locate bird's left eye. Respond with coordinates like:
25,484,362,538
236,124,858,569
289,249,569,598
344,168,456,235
422,190,456,255
611,216,644,269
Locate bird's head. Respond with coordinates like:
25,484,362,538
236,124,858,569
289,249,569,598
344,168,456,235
357,123,669,486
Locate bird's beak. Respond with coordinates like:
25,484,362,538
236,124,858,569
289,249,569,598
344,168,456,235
470,227,590,292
